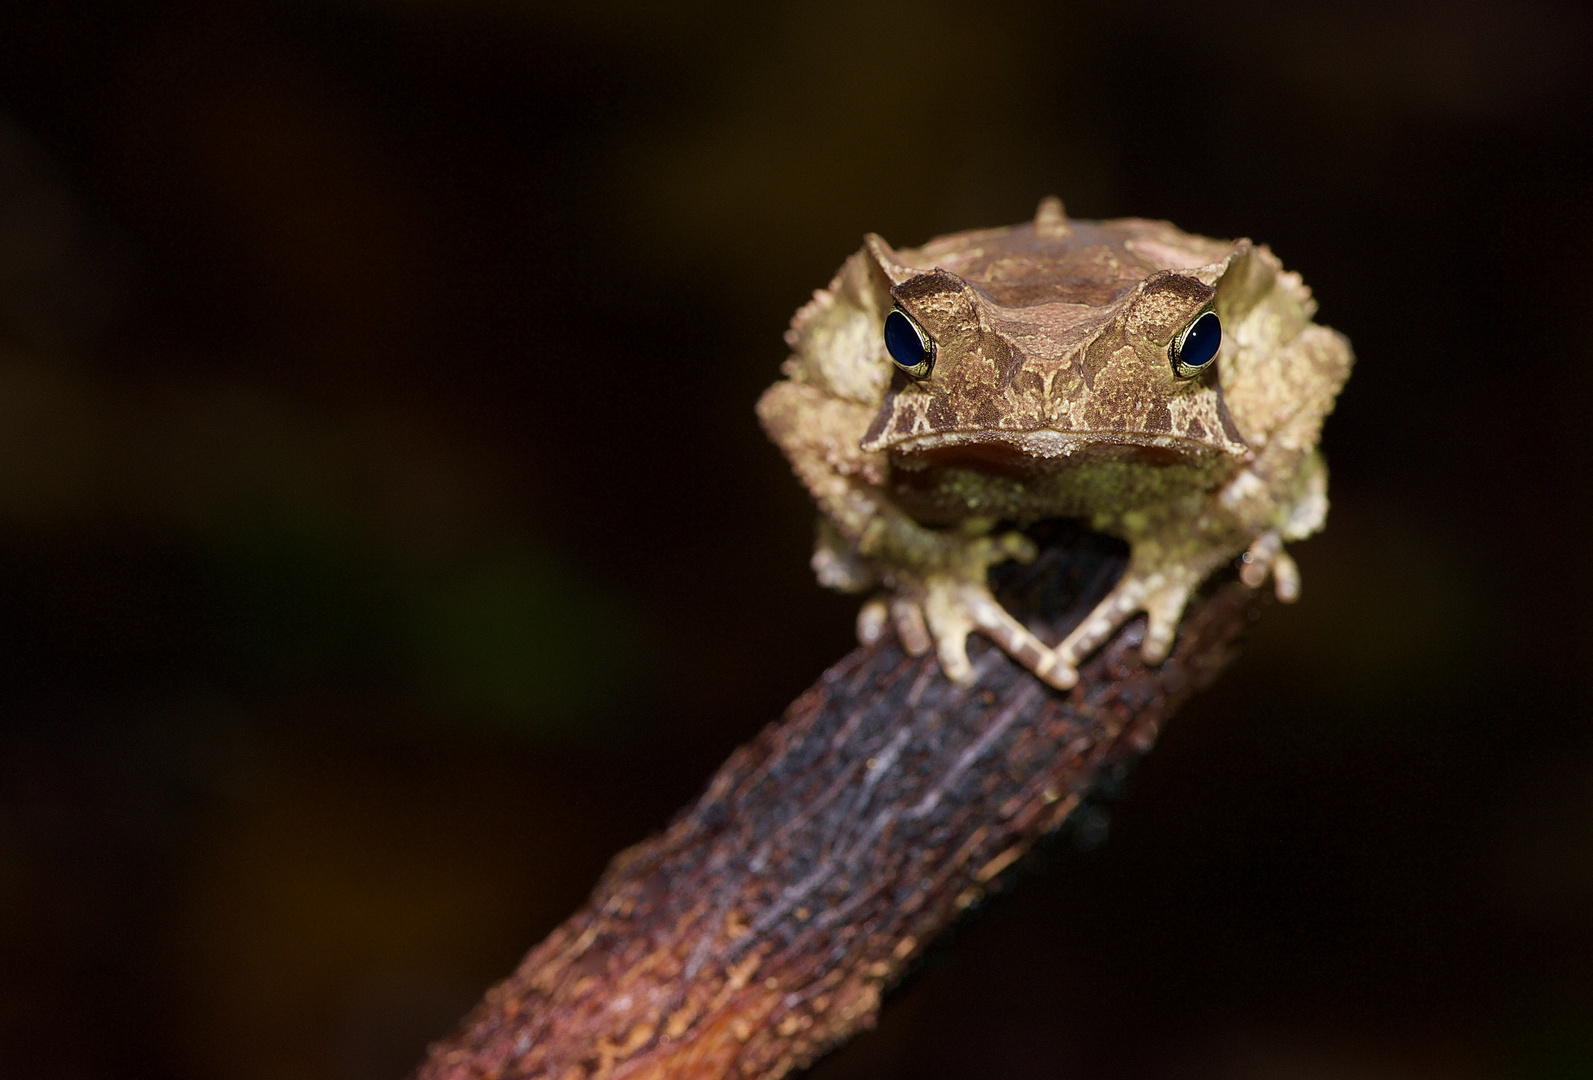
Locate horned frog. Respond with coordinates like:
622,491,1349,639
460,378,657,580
758,197,1353,689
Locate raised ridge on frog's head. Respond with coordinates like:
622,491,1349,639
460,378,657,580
860,201,1252,466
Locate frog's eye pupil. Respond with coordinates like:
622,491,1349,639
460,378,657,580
1171,310,1221,377
884,309,935,378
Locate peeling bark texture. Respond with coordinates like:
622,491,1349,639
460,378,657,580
415,528,1254,1080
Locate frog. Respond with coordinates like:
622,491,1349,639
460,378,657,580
757,197,1353,689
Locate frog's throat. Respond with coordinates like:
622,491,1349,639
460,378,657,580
872,428,1250,466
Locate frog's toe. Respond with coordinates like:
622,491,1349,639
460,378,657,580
856,594,890,646
935,631,976,684
1238,530,1280,589
1239,529,1301,603
1272,549,1301,602
922,582,978,682
891,596,934,657
960,585,1076,689
1055,577,1150,671
879,531,1075,688
1139,584,1195,665
1057,572,1194,669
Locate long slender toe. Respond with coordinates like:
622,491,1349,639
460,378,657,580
936,633,976,684
856,595,889,646
1057,581,1147,667
962,585,1071,688
1139,587,1193,665
892,598,933,657
1273,550,1301,602
1240,530,1283,589
1033,654,1078,690
1140,615,1177,664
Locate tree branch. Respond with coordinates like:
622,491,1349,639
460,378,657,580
415,530,1253,1080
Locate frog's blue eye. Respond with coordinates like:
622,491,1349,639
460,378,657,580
1170,310,1221,377
884,308,935,378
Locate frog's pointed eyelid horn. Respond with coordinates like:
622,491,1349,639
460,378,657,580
1178,238,1254,288
862,233,917,287
1210,239,1281,320
1034,195,1072,237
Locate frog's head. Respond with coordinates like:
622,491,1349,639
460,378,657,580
857,207,1253,470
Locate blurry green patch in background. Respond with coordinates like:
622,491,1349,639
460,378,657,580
196,522,641,740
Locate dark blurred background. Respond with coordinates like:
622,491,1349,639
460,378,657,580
0,1,1588,1077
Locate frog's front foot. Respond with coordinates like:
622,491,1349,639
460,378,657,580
1054,528,1303,671
1239,528,1301,602
858,532,1077,690
1053,562,1204,672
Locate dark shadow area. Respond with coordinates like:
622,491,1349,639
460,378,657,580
0,2,1587,1078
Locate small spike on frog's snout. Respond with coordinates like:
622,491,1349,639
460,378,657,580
1034,196,1071,237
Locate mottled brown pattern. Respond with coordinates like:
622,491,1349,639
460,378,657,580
862,235,1246,458
414,541,1253,1080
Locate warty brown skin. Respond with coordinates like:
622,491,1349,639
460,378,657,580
757,197,1353,688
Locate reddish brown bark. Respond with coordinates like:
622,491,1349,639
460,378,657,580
415,535,1253,1080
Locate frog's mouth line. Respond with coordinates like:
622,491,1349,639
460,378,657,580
879,427,1248,468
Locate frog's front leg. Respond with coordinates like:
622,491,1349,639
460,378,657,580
758,381,1073,689
1054,509,1304,672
